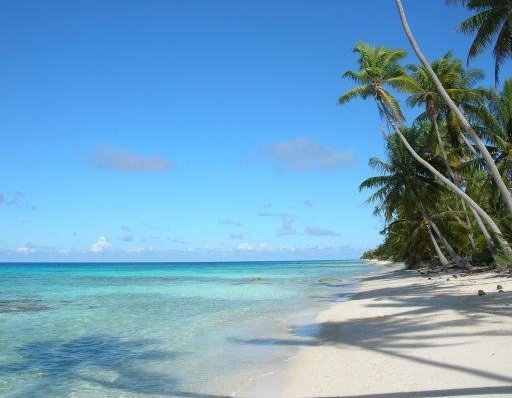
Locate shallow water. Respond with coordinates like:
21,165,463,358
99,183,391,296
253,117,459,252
0,260,371,398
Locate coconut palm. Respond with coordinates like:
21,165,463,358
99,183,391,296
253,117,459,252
395,0,512,225
340,42,512,261
360,130,470,267
483,79,512,183
403,53,496,252
338,43,409,123
446,0,512,84
469,79,512,229
406,52,485,152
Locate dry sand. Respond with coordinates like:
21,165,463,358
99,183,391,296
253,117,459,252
244,264,512,398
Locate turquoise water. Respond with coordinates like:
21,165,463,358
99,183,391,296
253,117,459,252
0,260,371,397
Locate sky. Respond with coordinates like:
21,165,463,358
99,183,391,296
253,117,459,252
0,0,508,262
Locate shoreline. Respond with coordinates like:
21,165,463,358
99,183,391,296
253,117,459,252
243,264,512,397
238,262,394,397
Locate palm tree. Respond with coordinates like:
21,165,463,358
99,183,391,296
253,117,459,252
340,42,512,261
470,79,512,233
360,130,469,267
427,221,451,267
406,52,485,153
482,79,512,183
395,0,512,225
338,43,408,123
403,53,495,252
446,0,512,84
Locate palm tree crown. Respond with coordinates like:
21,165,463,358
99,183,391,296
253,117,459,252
447,0,512,83
404,52,485,149
339,43,410,123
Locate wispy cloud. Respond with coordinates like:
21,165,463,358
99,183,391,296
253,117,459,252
220,219,243,227
0,192,36,210
257,211,298,236
15,242,38,254
305,226,339,237
230,233,244,239
121,234,134,242
249,138,354,172
89,143,172,173
170,238,193,245
303,199,314,208
279,218,297,236
91,236,111,253
257,211,290,218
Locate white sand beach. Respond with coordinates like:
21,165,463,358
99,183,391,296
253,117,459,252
245,265,512,398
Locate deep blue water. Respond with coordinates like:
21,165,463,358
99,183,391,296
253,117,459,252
0,260,371,397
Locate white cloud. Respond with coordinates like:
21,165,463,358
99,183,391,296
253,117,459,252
249,138,354,172
237,242,270,252
89,143,172,173
130,246,154,253
238,242,253,251
91,236,111,253
15,242,38,254
258,242,269,251
1,243,364,261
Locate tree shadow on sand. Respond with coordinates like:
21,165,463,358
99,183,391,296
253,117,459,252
234,270,512,397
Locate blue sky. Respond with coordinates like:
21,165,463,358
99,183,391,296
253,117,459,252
0,0,508,261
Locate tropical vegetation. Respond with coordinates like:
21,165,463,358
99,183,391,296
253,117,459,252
355,0,512,269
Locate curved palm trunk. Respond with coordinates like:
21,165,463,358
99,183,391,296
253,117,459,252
426,220,450,267
460,133,478,156
432,115,495,253
422,210,470,269
431,117,477,250
468,204,496,253
395,0,512,219
376,99,512,262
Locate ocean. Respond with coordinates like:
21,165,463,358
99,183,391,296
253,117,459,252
0,260,372,397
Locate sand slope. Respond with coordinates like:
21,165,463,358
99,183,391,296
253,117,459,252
246,266,512,398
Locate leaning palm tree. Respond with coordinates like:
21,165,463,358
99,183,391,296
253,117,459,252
340,42,512,261
404,53,495,252
339,43,407,123
480,79,512,184
446,0,512,84
395,0,512,224
470,79,512,230
360,130,469,267
406,52,485,153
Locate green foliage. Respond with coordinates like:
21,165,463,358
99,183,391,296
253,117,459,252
339,43,410,123
342,39,512,268
447,0,512,83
